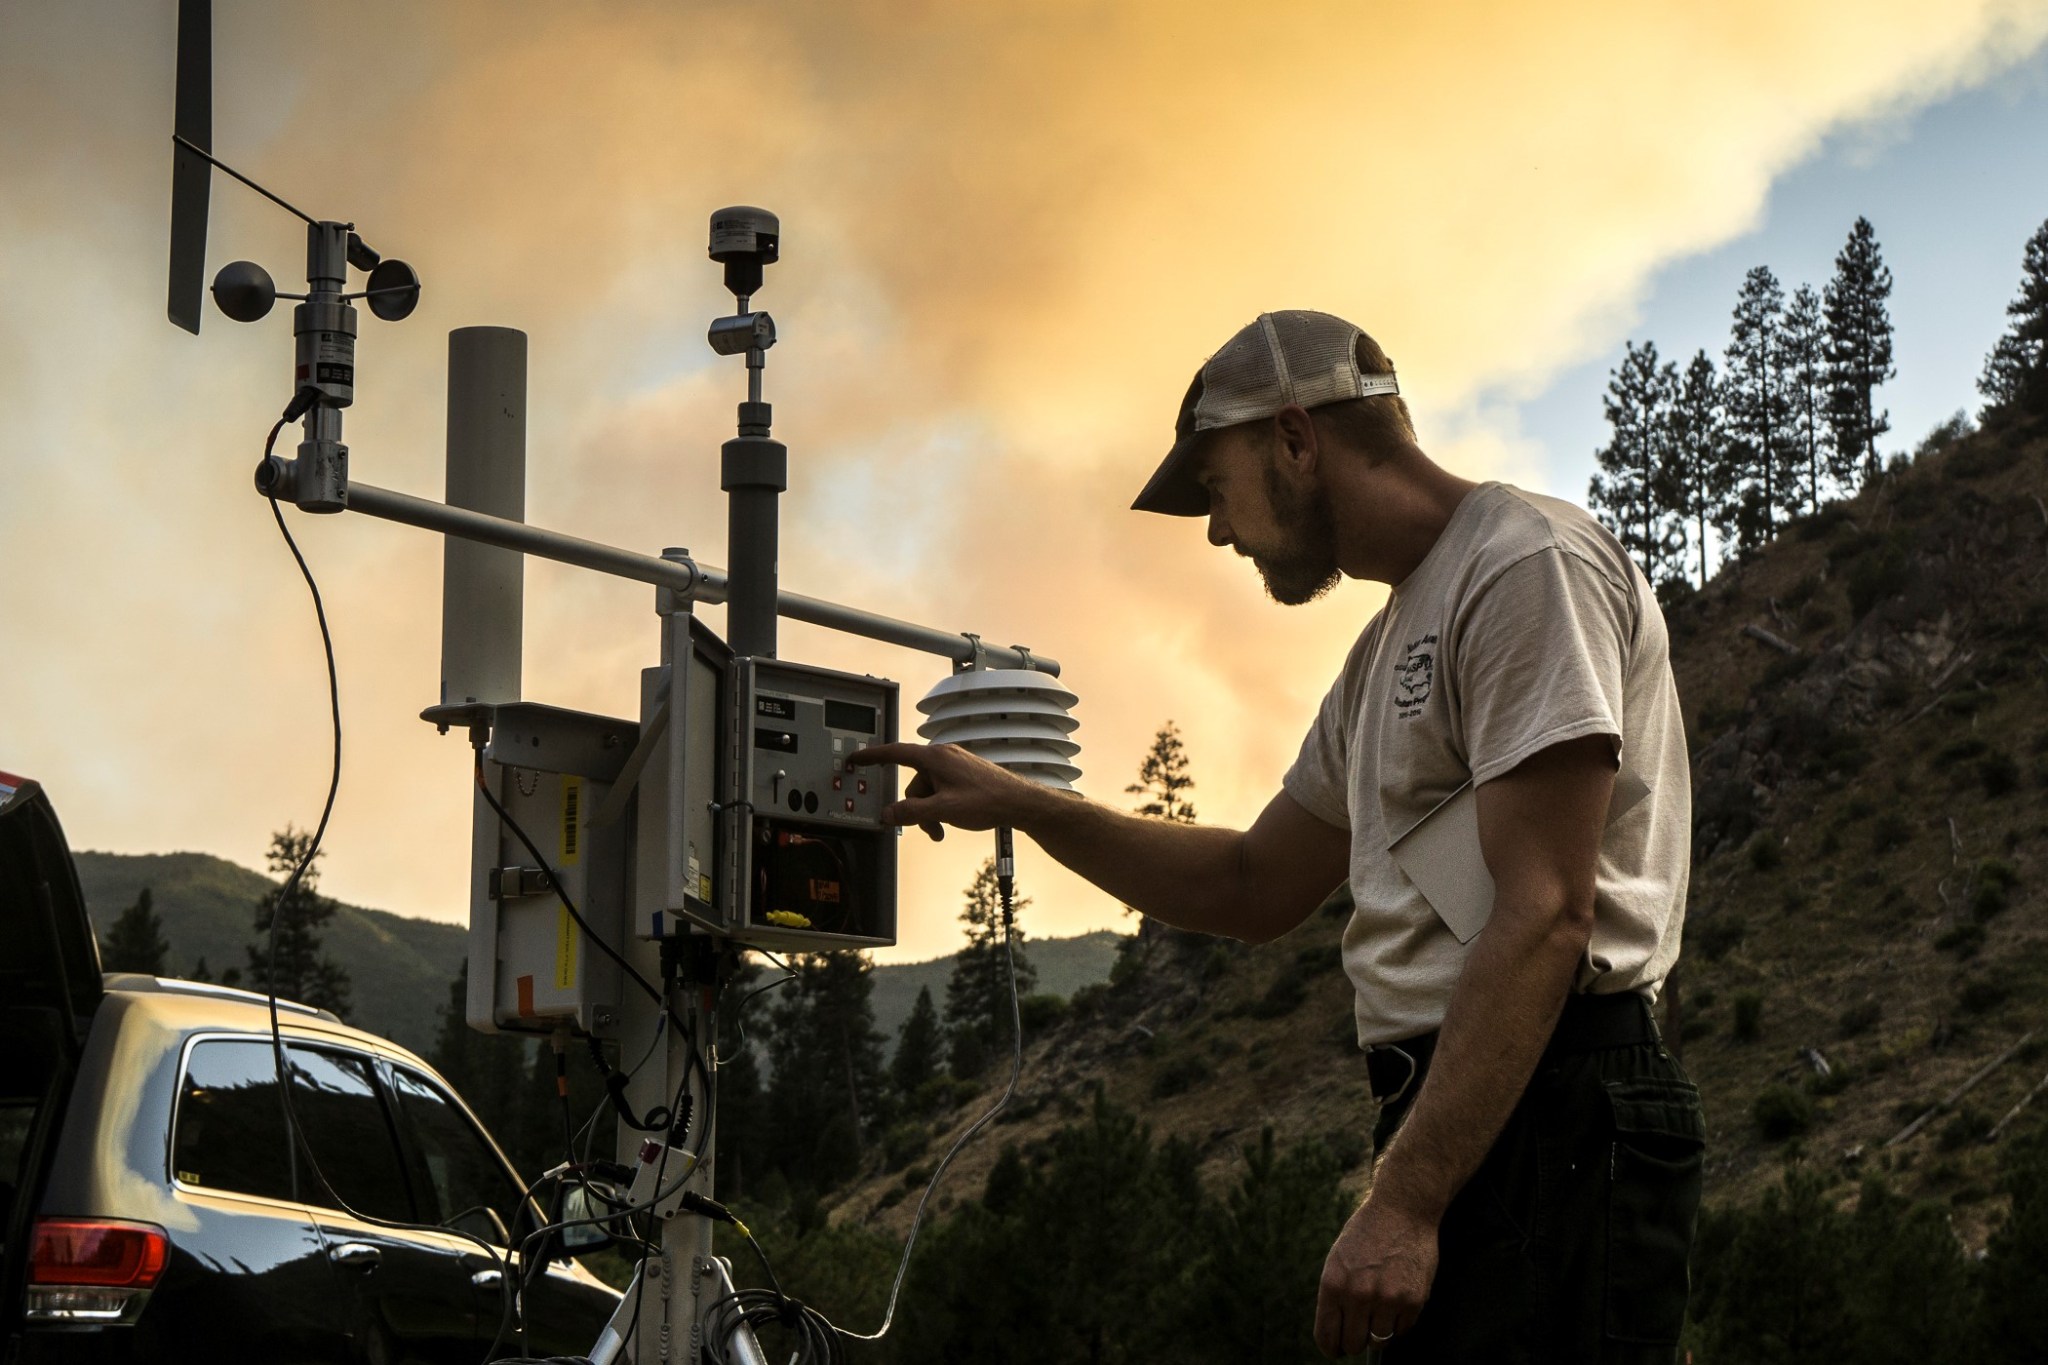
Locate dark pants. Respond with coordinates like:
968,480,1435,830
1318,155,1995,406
1370,995,1705,1365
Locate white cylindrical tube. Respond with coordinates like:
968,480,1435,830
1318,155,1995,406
440,326,527,709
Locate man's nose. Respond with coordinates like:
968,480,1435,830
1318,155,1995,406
1206,510,1232,548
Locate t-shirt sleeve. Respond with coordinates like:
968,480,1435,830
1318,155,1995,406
1283,669,1353,829
1455,547,1630,788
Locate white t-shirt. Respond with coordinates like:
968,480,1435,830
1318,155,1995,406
1283,483,1691,1045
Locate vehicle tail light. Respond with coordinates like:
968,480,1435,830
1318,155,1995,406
25,1219,168,1324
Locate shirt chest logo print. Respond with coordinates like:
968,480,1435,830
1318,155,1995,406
1394,633,1437,717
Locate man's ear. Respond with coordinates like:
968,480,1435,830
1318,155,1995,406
1273,405,1320,481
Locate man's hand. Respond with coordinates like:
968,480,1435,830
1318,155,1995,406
848,742,1050,841
1313,1195,1439,1357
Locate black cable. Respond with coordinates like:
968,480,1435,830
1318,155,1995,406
257,413,517,1362
473,754,675,1017
473,749,716,1147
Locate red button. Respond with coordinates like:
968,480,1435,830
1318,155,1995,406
832,777,843,791
856,780,868,795
844,798,856,813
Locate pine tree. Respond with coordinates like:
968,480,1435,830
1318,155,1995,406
245,826,352,1018
429,960,530,1160
1978,1129,2048,1357
1663,350,1729,589
891,984,945,1105
1779,283,1829,516
1188,1129,1349,1363
1979,217,2048,415
1823,217,1896,484
188,955,213,982
1125,722,1197,823
761,951,888,1190
1724,267,1793,548
101,887,170,975
944,859,1037,1080
1588,339,1682,582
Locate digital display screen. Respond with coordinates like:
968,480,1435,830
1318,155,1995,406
825,700,878,734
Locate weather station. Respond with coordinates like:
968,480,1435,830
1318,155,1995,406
161,3,1081,1362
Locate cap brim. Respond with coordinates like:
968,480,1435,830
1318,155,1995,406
1131,432,1210,517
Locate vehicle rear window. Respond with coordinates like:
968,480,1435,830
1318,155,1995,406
173,1039,416,1222
388,1068,526,1242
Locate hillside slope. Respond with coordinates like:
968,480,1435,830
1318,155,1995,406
74,850,1124,1059
869,930,1124,1047
76,851,467,1052
825,409,2048,1244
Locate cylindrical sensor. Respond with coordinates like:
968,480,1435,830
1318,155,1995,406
293,300,358,407
440,326,528,710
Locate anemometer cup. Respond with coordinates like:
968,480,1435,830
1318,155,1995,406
212,260,276,323
363,259,421,322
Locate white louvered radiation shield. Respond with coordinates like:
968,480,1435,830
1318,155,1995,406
916,669,1081,791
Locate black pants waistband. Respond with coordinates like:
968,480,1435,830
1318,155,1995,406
1365,990,1657,1102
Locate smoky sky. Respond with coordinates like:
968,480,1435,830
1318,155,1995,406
4,1,2044,959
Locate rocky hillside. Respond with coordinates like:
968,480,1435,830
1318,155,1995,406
825,406,2048,1244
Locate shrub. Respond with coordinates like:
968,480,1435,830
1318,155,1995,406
1943,688,1996,718
1693,913,1747,963
1936,1107,1992,1151
1732,991,1764,1042
1066,982,1111,1018
1697,701,1744,735
1934,736,1990,768
1150,1052,1214,1099
1934,922,1985,957
1958,977,2010,1014
1019,993,1069,1035
1839,998,1882,1038
1245,963,1309,1019
1870,812,1914,855
1752,1084,1813,1140
1748,831,1784,872
1847,548,1911,618
1797,504,1854,541
1974,860,2020,920
1981,752,2023,798
1293,943,1343,974
1322,1128,1371,1172
1808,1066,1853,1097
881,1121,930,1171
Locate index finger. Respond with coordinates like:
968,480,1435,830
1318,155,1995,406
848,742,928,770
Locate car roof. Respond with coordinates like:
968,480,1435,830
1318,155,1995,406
101,975,438,1073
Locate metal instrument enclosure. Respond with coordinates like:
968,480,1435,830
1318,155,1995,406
723,658,898,950
467,703,636,1037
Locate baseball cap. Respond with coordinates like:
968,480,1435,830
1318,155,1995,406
1132,310,1400,517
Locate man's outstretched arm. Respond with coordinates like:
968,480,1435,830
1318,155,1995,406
850,741,1349,945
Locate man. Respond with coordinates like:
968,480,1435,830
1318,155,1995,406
853,311,1702,1362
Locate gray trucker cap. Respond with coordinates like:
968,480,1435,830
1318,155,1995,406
1132,310,1400,517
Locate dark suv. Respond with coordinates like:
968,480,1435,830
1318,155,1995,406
1,775,620,1362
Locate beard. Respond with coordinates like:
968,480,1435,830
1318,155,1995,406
1246,459,1341,605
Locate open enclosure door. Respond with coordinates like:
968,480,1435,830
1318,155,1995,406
0,776,106,1341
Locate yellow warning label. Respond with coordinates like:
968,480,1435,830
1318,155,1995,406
555,905,578,990
559,776,582,867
